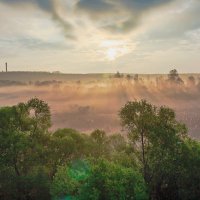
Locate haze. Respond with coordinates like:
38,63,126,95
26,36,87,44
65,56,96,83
0,72,200,138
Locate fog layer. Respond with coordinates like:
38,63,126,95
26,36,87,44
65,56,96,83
0,73,200,138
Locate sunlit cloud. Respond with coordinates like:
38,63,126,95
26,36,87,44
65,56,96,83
99,40,135,61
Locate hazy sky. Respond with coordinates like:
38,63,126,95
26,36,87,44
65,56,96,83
0,0,200,73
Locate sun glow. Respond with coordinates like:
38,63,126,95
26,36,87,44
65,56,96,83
100,40,132,61
106,48,118,61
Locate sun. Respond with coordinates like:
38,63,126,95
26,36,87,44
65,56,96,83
106,48,118,61
100,40,132,61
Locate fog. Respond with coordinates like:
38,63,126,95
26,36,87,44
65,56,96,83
0,73,200,138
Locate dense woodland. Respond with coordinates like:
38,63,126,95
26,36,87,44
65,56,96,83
0,97,200,200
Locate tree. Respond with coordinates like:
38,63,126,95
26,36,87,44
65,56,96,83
90,129,109,158
119,100,187,200
51,159,90,199
126,74,132,80
78,159,148,200
108,134,127,153
47,128,87,177
147,107,187,200
114,71,123,78
177,139,200,200
27,98,51,135
168,69,183,84
0,98,52,199
120,100,156,184
1,98,200,200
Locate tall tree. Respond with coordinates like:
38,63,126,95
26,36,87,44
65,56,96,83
120,100,187,200
120,100,156,184
0,98,52,199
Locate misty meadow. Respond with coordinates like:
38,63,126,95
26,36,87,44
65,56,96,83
0,71,200,138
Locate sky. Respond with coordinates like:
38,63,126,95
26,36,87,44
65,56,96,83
0,0,200,73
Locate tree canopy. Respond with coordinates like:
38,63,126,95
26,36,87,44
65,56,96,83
0,98,199,200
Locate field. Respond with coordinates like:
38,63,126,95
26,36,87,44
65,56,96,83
0,71,200,138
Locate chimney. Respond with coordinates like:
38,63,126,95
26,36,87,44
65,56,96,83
5,62,7,72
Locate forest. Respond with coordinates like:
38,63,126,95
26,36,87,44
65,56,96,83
0,96,200,200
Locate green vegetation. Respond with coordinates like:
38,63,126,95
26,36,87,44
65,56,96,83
0,98,199,200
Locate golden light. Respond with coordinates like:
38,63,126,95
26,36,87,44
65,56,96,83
100,40,131,61
106,48,118,61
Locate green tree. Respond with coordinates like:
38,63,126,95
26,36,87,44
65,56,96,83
27,98,51,135
78,159,148,200
120,100,156,184
177,139,200,200
119,100,187,200
51,160,90,200
47,128,87,177
147,107,187,200
0,98,52,199
90,129,109,158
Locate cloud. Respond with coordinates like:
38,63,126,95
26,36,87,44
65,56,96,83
1,0,200,71
0,0,74,39
76,0,174,12
1,0,176,36
117,0,174,10
75,0,176,33
76,0,114,13
144,0,200,40
0,0,53,12
1,0,199,39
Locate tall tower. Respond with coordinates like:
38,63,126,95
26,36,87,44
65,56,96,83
5,62,7,72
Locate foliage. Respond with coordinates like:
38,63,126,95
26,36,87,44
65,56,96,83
119,100,199,200
0,98,200,200
78,159,148,200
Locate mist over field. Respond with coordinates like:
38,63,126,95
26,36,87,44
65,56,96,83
0,72,200,138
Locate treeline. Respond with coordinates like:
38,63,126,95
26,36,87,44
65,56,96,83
0,98,200,200
113,69,199,85
0,80,62,87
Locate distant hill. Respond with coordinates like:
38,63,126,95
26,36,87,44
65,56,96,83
0,71,106,82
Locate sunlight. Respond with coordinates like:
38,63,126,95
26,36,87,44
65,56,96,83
100,40,131,61
106,48,118,61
